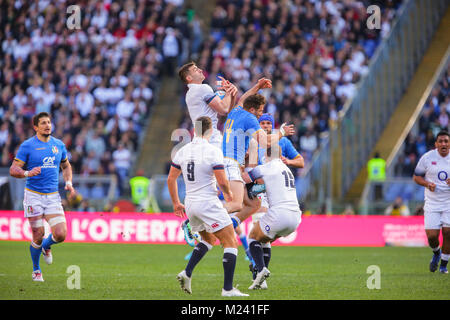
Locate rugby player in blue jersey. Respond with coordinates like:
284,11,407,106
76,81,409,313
222,78,295,226
10,112,76,282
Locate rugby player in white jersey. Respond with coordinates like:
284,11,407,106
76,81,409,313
167,116,249,297
245,113,305,287
413,130,450,274
245,143,302,289
177,62,237,244
178,61,237,149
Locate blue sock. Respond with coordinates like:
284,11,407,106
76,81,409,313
42,233,57,250
239,234,255,265
231,216,240,228
29,243,42,271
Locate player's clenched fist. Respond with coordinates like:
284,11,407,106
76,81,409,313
27,167,41,177
427,182,436,192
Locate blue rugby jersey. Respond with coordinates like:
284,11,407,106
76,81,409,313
222,106,262,165
15,136,68,194
257,137,300,165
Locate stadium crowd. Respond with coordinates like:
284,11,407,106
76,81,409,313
0,0,197,196
178,0,402,173
394,63,450,177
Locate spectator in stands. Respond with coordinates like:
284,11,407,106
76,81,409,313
112,142,132,194
177,0,402,171
384,196,410,216
0,0,196,198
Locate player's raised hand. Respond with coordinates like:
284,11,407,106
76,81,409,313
257,78,272,89
27,166,41,177
280,123,295,137
226,84,238,97
173,202,186,218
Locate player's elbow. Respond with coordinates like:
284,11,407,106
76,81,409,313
218,103,229,115
9,165,19,178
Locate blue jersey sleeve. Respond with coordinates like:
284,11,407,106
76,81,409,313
15,141,30,165
61,142,68,162
280,137,300,160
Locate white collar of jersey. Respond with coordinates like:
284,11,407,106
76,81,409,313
187,83,202,88
192,136,208,143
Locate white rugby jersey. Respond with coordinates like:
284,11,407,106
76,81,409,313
249,159,301,212
186,83,219,130
414,149,450,211
172,137,224,202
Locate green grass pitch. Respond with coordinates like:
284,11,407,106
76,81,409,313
0,241,448,300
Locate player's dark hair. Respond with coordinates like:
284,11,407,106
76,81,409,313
243,94,266,111
178,61,196,84
436,130,450,140
32,112,51,126
194,116,212,137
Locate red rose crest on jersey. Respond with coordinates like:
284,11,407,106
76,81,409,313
211,223,219,229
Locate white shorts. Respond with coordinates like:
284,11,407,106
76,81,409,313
23,189,65,218
185,198,232,233
424,208,450,230
259,207,302,240
224,158,244,183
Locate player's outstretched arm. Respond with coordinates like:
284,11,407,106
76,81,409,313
253,123,295,150
9,160,41,178
281,154,305,168
237,78,272,107
167,165,185,217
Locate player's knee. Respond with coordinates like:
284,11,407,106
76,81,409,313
32,229,45,243
223,237,238,249
53,229,66,242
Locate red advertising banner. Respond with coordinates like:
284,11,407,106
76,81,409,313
0,211,428,246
